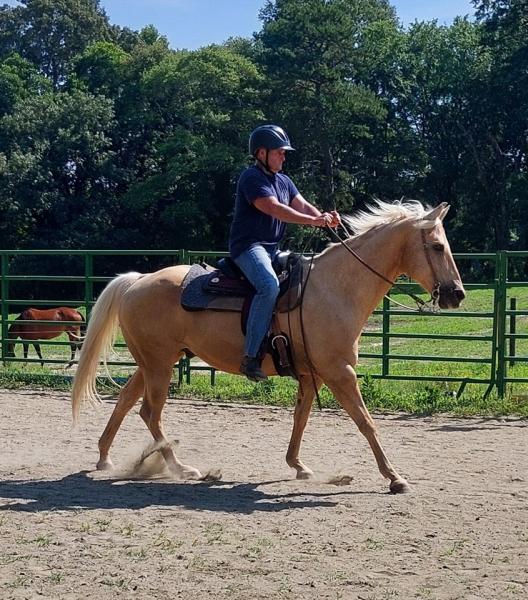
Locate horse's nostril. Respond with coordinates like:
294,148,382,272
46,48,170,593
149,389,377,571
453,288,466,301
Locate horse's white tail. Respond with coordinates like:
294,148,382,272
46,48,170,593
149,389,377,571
71,272,143,425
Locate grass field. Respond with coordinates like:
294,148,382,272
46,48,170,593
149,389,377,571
1,286,528,416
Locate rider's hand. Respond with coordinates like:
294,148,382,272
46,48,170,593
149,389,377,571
312,212,333,227
329,210,342,228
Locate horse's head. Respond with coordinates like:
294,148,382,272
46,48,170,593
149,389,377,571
403,202,465,309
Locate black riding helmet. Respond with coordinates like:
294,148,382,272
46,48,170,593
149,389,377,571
249,124,295,156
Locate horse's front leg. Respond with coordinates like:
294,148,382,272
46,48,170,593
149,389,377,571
286,374,322,479
325,364,410,494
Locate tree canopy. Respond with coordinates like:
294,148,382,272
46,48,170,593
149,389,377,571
0,0,526,253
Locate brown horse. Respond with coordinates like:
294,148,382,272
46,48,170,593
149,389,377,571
72,200,465,493
7,307,84,368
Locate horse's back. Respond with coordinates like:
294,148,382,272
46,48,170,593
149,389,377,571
21,308,56,321
124,265,190,299
56,307,84,323
142,265,190,285
119,265,190,309
21,307,83,322
117,265,192,350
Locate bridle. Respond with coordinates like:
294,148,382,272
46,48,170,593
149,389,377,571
326,225,442,313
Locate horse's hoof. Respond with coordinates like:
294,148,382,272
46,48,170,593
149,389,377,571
96,458,114,471
177,465,202,480
296,470,314,480
201,469,222,482
390,478,411,494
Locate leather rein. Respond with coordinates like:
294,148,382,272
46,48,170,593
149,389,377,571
327,226,441,313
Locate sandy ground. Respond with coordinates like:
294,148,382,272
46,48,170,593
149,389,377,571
0,388,527,600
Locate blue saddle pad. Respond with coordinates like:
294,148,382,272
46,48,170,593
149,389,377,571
180,257,307,313
181,264,248,312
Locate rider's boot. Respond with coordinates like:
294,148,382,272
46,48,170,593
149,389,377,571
240,356,267,382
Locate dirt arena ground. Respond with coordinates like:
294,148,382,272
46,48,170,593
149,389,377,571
0,388,527,599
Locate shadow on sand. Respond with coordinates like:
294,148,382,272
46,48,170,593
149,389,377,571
0,471,376,514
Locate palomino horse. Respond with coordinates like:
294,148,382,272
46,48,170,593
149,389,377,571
72,200,465,493
7,307,84,368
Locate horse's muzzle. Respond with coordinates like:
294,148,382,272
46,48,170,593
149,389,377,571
439,284,466,309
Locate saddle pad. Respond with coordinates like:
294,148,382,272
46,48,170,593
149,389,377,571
181,264,246,312
180,258,309,313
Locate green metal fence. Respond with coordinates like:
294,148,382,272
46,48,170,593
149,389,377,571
1,249,527,396
500,252,528,395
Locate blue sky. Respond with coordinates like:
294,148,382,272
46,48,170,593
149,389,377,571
4,1,476,50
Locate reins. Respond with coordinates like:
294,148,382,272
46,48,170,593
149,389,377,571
326,225,441,314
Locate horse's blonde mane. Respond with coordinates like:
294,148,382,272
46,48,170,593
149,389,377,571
341,199,431,236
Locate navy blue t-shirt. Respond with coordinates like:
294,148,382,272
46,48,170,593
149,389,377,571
229,165,299,259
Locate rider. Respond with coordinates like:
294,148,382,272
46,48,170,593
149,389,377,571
229,124,341,382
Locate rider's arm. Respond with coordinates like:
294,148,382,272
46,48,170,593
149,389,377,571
253,195,331,226
291,194,342,228
290,193,323,217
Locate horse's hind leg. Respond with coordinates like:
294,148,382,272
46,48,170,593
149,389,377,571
96,369,144,470
140,365,202,480
286,374,322,479
33,343,44,367
65,341,77,369
65,330,81,369
325,365,410,494
22,342,28,365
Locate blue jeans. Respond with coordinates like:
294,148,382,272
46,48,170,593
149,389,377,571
234,244,280,358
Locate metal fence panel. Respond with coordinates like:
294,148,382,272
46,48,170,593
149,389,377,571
1,249,527,396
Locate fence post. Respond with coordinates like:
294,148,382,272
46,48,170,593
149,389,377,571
509,297,516,367
382,294,390,376
495,251,507,397
0,254,9,364
84,253,93,321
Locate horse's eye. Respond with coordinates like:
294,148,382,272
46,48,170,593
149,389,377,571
432,243,444,252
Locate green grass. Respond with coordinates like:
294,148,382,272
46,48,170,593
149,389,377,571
172,371,528,417
1,287,528,416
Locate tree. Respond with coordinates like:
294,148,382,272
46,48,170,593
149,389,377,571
121,44,264,249
0,0,111,86
0,52,51,116
0,89,116,248
256,0,401,225
395,20,489,242
471,0,528,249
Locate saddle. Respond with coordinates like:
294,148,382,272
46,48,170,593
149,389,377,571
180,251,307,314
180,252,308,378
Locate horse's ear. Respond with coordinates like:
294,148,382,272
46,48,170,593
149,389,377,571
425,202,450,222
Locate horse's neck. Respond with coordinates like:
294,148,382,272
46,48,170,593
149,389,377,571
315,224,405,324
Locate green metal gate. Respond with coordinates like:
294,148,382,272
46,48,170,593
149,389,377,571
1,249,527,396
